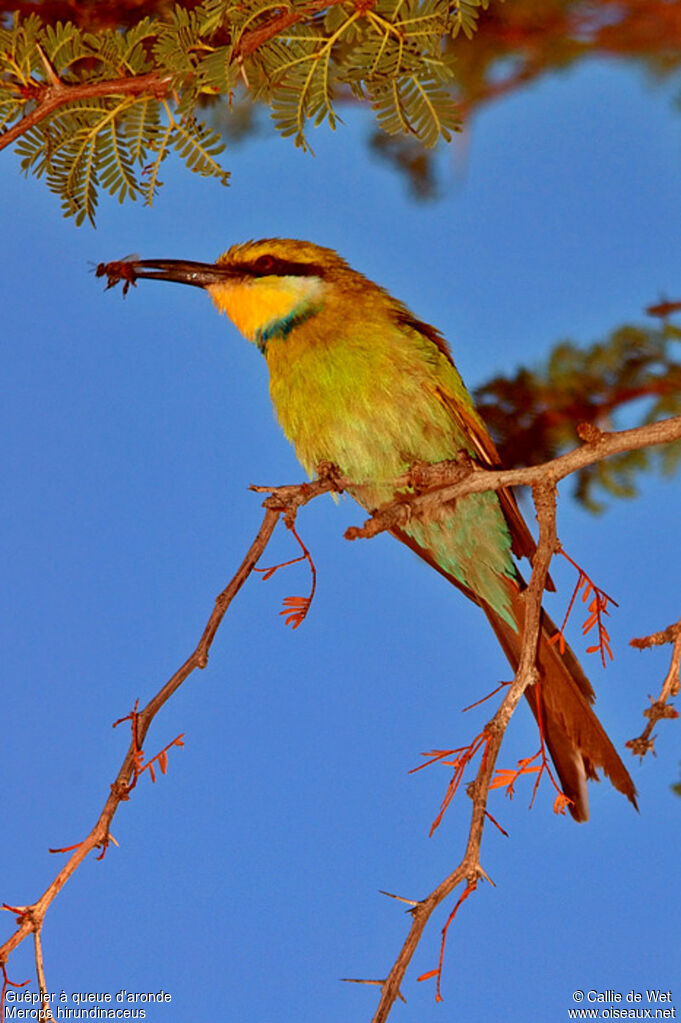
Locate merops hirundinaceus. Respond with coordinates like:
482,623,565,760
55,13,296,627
99,238,637,822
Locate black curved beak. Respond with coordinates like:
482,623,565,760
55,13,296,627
96,258,238,292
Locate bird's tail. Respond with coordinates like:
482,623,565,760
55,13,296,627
483,584,637,822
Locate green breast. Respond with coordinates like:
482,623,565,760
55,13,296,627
264,309,517,626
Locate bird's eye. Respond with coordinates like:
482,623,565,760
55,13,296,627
254,254,276,274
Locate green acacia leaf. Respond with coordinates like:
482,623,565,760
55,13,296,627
170,115,229,182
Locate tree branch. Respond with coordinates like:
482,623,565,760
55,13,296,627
236,0,347,58
344,416,681,543
0,71,174,152
627,616,681,757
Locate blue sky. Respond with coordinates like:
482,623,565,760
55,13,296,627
2,56,680,1022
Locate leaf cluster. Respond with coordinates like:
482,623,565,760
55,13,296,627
475,321,681,511
1,0,489,221
0,10,228,222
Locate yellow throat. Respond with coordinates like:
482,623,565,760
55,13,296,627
204,241,333,346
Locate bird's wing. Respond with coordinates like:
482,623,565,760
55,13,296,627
395,310,548,576
433,385,539,565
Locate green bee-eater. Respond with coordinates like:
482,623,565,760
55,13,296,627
101,238,637,821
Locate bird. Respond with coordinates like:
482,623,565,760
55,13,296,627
98,238,637,821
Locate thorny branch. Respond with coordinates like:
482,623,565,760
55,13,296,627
1,416,680,1020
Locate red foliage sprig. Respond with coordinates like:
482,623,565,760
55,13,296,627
45,706,185,861
418,683,571,839
113,699,184,792
1,962,30,1022
417,881,475,1002
548,547,618,667
461,679,511,713
411,731,491,836
255,521,317,629
490,752,570,816
490,684,571,815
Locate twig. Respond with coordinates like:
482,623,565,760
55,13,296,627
236,0,346,59
627,616,681,757
0,964,29,1012
646,299,681,319
33,929,54,1022
548,547,617,667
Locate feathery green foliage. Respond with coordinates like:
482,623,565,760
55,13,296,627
450,0,487,40
1,10,229,223
475,322,681,511
0,0,479,222
3,0,681,213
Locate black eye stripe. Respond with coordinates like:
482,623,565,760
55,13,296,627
243,256,325,278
